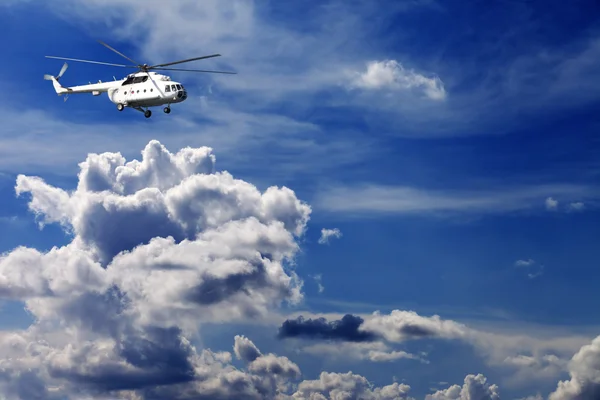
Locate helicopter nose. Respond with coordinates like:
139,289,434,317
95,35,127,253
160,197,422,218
176,88,187,101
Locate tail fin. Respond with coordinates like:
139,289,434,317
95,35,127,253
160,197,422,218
43,62,69,95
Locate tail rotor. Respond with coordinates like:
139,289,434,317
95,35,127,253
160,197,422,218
44,62,68,82
43,62,69,96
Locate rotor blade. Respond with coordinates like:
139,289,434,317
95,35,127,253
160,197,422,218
144,70,163,93
45,56,137,69
152,67,237,74
97,40,140,65
57,62,68,79
149,54,221,68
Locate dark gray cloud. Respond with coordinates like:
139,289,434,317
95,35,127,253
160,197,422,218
234,335,262,363
278,314,379,342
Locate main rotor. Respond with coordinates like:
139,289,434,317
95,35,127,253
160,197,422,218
46,40,237,75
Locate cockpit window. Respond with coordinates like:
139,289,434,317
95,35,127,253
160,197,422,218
171,85,176,91
122,75,148,85
176,84,181,90
165,85,171,92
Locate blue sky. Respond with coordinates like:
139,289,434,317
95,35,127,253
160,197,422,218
1,1,600,399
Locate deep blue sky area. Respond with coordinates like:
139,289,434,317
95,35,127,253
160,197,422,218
1,1,600,399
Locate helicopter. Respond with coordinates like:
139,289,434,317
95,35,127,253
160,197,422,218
44,40,236,118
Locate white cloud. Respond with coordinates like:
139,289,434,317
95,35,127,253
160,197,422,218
425,374,500,400
515,259,535,267
311,274,325,293
293,371,414,400
0,140,315,397
280,309,592,386
351,60,447,100
549,335,600,400
546,197,559,210
316,183,595,216
0,139,599,397
318,227,342,244
568,202,585,212
514,259,544,279
302,340,426,364
3,139,520,399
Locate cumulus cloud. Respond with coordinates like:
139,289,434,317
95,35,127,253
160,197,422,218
425,374,500,400
3,139,600,399
293,371,414,400
318,227,342,244
0,140,315,398
549,335,600,400
351,60,447,100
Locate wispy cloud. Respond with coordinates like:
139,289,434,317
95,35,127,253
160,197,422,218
311,274,325,294
318,228,342,244
515,259,544,279
568,202,585,212
315,183,597,217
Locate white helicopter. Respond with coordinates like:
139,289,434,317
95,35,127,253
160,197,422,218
44,40,236,118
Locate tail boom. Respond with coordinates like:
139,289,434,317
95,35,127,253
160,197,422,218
44,74,69,95
44,61,122,96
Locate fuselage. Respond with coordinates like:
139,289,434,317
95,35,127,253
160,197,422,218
108,72,188,107
56,72,187,108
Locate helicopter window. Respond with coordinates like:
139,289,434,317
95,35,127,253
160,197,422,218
122,76,135,85
176,84,181,90
171,85,176,91
132,76,148,84
165,85,171,92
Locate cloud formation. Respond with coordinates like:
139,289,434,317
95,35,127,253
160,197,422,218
567,202,585,212
514,259,544,279
0,139,524,399
350,60,447,101
0,140,315,398
425,374,500,400
318,228,342,244
277,309,595,390
1,139,599,399
549,335,600,400
311,274,325,293
278,314,378,342
515,259,535,267
546,197,559,211
315,183,595,217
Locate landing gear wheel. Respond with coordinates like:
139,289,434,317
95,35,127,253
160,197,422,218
163,107,171,114
144,110,152,118
117,103,124,111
